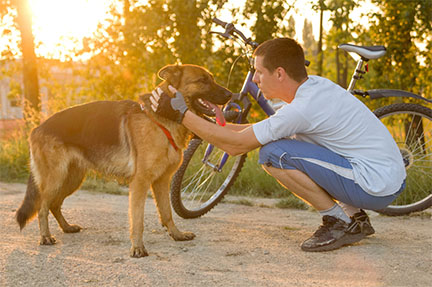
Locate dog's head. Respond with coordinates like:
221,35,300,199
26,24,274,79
158,64,232,117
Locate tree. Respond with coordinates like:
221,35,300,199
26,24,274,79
366,0,432,95
1,0,40,122
312,0,328,76
75,0,231,102
284,15,296,39
302,19,317,74
243,0,295,44
302,19,315,54
325,0,358,88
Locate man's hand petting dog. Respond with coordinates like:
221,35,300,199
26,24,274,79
151,86,188,123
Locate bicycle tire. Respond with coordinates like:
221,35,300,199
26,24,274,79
171,138,247,218
373,103,432,215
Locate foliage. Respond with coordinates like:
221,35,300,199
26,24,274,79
0,130,29,181
1,0,432,204
242,0,295,43
324,0,359,88
70,0,234,102
275,196,308,210
230,150,293,198
364,0,431,93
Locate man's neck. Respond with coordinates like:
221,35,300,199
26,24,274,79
282,76,309,103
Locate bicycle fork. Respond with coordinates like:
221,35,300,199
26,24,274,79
202,102,243,172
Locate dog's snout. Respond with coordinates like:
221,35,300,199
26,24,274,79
224,89,232,98
219,86,232,103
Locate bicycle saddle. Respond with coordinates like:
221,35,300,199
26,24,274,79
338,44,386,60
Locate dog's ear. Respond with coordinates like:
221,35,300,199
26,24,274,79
158,65,183,88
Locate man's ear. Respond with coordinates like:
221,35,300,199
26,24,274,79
275,67,286,80
158,65,183,87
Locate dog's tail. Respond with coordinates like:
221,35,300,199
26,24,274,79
16,172,41,230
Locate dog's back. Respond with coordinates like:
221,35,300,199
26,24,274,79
36,100,141,153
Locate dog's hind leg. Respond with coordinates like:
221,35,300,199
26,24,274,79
50,163,86,233
151,175,195,241
128,176,150,258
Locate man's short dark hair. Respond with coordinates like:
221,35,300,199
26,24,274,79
253,38,307,82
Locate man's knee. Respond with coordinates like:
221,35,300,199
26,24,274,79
258,141,281,168
261,163,272,174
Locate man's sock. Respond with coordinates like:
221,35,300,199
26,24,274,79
339,202,361,217
319,203,351,224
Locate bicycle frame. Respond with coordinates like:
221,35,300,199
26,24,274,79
239,71,275,116
202,19,432,174
202,69,276,172
202,57,432,173
348,57,432,104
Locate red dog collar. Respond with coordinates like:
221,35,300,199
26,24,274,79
141,104,179,151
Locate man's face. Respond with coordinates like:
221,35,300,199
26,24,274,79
252,56,280,100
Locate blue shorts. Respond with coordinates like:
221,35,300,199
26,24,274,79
259,139,405,210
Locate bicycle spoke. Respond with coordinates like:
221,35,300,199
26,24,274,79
182,164,209,194
376,105,432,214
187,168,214,200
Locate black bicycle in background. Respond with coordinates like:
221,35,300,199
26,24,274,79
170,18,432,219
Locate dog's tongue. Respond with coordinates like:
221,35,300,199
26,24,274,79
204,101,226,126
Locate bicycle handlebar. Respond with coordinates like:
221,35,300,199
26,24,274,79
212,18,229,28
212,17,310,67
212,17,259,49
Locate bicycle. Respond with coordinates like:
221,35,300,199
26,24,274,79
170,18,432,218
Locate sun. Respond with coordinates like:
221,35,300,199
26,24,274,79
29,0,113,60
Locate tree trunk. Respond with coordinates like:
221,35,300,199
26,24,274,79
317,2,324,76
342,51,348,89
336,48,340,85
16,0,40,122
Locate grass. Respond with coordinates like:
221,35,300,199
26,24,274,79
0,130,127,196
81,174,128,195
275,196,309,210
0,128,31,182
222,150,292,199
0,131,303,208
225,198,254,206
2,125,429,211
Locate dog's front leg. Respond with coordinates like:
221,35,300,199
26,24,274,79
38,200,56,245
151,176,195,241
128,179,149,258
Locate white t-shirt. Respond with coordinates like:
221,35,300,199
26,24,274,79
253,75,406,196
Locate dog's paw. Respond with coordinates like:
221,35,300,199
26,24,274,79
171,231,196,241
130,246,149,258
63,224,82,233
40,235,56,245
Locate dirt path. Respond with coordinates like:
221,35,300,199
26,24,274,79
1,181,431,287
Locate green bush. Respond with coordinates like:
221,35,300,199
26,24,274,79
230,150,292,198
275,196,308,210
0,129,30,182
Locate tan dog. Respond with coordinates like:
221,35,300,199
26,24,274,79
16,64,232,257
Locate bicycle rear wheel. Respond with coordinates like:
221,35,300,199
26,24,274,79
374,103,432,215
171,138,247,218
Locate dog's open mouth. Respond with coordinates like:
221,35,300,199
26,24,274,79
194,98,226,126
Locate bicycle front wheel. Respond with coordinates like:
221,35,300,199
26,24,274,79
374,103,432,216
171,138,247,218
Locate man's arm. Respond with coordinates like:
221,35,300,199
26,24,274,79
150,86,261,155
183,111,261,156
224,122,253,132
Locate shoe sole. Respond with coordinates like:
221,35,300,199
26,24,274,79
301,233,366,252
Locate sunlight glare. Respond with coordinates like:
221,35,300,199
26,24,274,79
29,0,113,59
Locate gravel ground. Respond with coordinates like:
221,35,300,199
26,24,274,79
1,181,431,287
